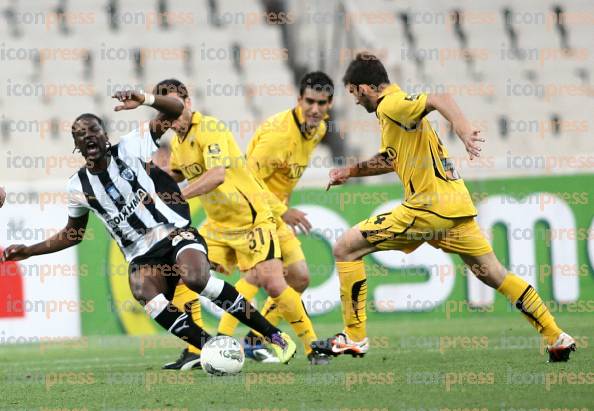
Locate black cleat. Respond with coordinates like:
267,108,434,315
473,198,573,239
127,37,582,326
162,348,201,370
307,351,331,365
547,332,577,363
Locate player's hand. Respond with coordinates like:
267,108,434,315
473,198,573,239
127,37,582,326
282,208,312,234
327,167,351,190
0,186,6,208
112,90,146,112
2,245,31,262
460,129,484,160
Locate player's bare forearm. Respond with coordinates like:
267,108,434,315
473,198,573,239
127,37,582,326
181,167,225,199
426,93,471,137
425,93,484,159
327,153,392,190
349,153,393,177
151,95,184,118
2,215,88,261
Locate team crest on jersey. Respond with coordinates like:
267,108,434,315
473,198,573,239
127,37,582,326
208,144,221,155
120,167,134,181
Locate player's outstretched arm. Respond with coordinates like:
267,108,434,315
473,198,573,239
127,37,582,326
327,152,393,190
425,93,485,160
181,166,225,200
112,89,184,141
1,214,89,262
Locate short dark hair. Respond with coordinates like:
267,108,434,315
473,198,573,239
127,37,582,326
299,71,334,101
71,113,105,138
153,78,189,99
342,53,389,87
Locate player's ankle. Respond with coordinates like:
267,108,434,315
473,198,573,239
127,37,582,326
344,328,367,343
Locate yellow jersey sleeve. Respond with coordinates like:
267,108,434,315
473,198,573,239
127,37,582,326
381,91,428,130
201,129,231,170
247,131,286,180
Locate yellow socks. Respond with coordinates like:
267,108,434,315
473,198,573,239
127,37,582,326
172,282,203,354
337,261,368,342
217,278,259,336
273,286,317,354
260,296,283,327
498,273,562,344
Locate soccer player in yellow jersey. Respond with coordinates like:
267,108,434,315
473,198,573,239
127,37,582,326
216,72,333,364
153,78,319,367
311,53,576,363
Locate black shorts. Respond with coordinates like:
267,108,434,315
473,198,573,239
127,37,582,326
128,226,209,300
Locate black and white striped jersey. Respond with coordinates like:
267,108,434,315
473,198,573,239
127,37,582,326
67,128,191,261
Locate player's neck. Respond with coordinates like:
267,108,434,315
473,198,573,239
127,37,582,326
86,155,111,174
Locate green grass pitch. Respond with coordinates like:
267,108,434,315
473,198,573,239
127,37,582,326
1,313,592,410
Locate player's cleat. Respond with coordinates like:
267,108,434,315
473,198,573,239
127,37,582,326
307,351,331,365
546,332,576,363
252,348,281,363
162,348,202,370
266,332,296,364
243,338,265,360
310,332,369,357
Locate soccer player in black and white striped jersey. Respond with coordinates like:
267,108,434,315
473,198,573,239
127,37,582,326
2,90,296,363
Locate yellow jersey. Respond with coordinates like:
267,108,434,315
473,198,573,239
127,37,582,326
376,84,477,218
169,112,273,231
247,106,327,205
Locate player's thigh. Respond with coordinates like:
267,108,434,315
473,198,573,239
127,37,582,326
428,217,505,288
333,227,377,261
277,218,305,267
199,225,237,275
428,217,493,258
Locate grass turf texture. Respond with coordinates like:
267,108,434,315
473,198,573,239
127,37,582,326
1,313,592,410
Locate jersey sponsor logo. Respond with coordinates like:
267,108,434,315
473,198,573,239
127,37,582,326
120,167,135,181
105,183,120,202
106,188,147,228
286,163,306,179
208,144,221,155
181,163,205,179
404,93,421,101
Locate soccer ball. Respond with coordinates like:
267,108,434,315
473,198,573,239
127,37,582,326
201,336,245,376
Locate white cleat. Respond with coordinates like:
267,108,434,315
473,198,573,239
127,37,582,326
311,332,369,358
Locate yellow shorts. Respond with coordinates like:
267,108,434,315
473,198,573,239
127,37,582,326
276,217,305,267
358,205,492,256
199,221,281,273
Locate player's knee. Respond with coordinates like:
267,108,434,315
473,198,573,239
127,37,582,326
260,273,287,297
287,269,309,293
129,279,157,306
333,241,352,262
286,261,310,292
178,252,211,292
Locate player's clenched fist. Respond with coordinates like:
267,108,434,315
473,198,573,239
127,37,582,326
2,244,30,262
0,186,5,208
